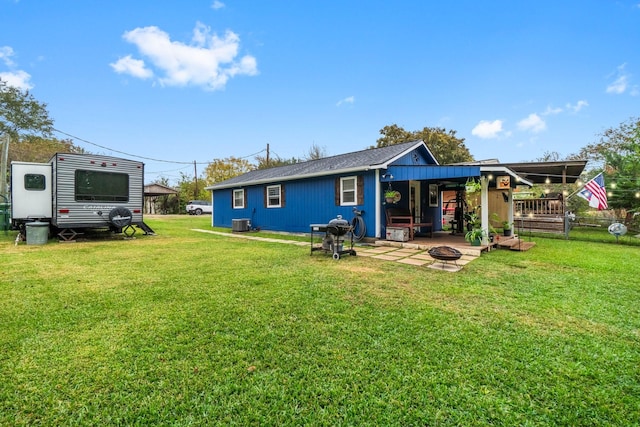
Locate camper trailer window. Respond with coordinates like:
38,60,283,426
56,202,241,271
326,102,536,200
24,174,46,191
75,170,129,202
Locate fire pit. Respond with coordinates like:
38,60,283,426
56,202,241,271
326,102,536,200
428,246,462,269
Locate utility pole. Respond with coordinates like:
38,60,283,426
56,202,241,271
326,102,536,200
266,143,270,167
0,134,9,198
193,160,198,199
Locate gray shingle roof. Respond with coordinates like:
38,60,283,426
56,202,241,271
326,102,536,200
207,140,427,189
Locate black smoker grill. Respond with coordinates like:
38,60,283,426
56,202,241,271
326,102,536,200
310,216,357,260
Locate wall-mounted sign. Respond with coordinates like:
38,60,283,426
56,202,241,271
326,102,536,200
497,176,511,189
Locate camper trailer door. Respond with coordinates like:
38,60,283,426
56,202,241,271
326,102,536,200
10,161,53,221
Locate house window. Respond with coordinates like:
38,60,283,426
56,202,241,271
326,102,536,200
233,189,245,209
340,176,357,206
266,185,281,208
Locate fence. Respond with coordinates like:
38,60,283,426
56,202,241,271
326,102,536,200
514,197,565,234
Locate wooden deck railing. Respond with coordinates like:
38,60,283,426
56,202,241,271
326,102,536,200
514,198,566,234
515,197,564,217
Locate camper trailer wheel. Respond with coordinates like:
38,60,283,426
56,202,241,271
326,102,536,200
108,207,133,228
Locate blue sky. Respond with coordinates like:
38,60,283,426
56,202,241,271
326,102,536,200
2,0,639,184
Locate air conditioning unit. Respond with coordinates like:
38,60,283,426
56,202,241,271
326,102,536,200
232,218,250,232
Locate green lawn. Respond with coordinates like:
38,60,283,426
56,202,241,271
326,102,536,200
1,216,639,426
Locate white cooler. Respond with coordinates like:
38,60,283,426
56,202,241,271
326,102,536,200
386,226,409,242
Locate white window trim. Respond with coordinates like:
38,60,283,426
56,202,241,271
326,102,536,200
266,184,282,208
340,176,357,206
233,189,245,209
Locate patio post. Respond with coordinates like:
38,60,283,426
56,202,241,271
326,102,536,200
480,176,490,245
507,187,514,229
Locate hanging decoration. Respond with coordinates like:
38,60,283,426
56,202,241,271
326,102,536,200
384,183,401,203
465,178,481,193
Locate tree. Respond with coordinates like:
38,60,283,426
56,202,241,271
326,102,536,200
375,124,474,164
304,143,327,161
579,117,640,163
254,154,299,170
1,79,62,196
174,171,207,211
253,143,328,169
576,117,640,223
535,151,562,162
375,124,416,148
0,78,54,141
202,156,253,186
603,147,640,215
8,135,84,163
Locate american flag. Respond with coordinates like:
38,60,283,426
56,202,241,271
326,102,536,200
577,173,608,210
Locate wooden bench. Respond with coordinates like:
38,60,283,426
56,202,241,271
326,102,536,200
385,207,433,239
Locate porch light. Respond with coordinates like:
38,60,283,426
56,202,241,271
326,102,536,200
487,174,493,180
545,177,551,184
635,192,640,198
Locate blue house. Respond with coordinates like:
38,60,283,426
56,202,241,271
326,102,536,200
206,140,532,240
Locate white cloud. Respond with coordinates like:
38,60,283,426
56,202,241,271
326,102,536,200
336,96,354,106
542,105,563,115
0,46,16,67
517,113,546,133
110,55,153,79
211,0,225,9
566,100,588,113
606,63,630,94
0,70,33,90
471,120,504,139
0,46,33,89
113,22,258,91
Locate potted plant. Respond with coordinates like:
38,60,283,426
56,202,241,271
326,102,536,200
384,190,400,204
465,228,486,246
491,213,512,237
464,212,480,231
465,178,481,194
502,220,513,237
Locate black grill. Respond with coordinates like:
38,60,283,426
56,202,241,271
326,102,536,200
310,216,357,260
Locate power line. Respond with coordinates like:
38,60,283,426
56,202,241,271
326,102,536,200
53,128,196,164
52,127,266,165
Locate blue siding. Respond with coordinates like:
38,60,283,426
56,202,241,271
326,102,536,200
211,147,481,238
384,165,480,182
213,172,379,236
392,147,437,166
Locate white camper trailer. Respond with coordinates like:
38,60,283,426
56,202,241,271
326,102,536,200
11,152,154,240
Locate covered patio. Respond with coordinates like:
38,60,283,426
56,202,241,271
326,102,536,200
379,163,534,245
